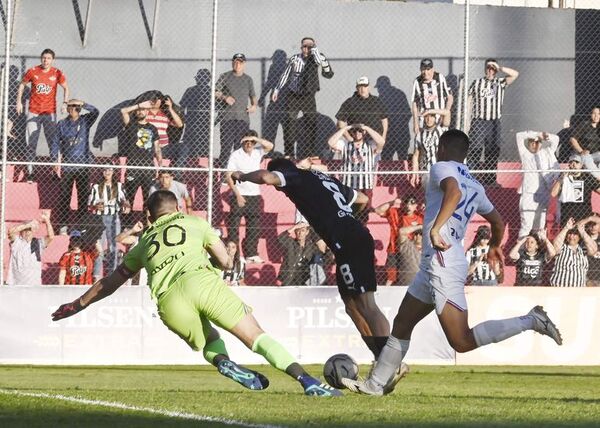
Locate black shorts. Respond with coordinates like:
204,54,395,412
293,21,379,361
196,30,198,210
332,224,377,295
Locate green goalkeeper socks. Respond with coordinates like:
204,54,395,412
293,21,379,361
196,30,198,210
251,333,296,372
203,337,228,365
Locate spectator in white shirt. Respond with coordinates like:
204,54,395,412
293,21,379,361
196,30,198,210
149,170,193,214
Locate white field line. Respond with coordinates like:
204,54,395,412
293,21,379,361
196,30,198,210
0,388,281,428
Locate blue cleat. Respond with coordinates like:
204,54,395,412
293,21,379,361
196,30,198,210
301,376,343,397
217,359,269,390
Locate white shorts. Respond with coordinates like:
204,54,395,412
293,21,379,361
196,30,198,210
407,256,468,315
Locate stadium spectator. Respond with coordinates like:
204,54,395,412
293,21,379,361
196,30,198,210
52,190,341,397
16,48,69,182
467,59,519,185
411,58,453,136
277,222,324,286
375,198,404,286
336,76,388,142
327,123,385,212
582,215,600,287
569,107,600,165
149,170,193,214
509,229,556,287
50,99,99,236
550,217,597,287
271,37,333,157
516,130,561,237
58,230,99,285
466,225,503,286
225,130,273,263
551,153,600,227
6,210,54,285
115,221,147,286
215,53,257,166
222,240,246,286
88,167,131,275
397,224,423,287
410,109,450,188
120,100,162,206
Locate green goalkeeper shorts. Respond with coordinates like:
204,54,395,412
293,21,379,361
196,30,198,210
156,270,252,351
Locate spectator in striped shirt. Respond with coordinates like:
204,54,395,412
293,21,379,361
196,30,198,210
271,37,333,158
467,59,519,186
410,59,452,136
336,76,388,142
569,107,600,166
410,108,450,189
550,217,597,287
58,230,99,285
509,229,556,286
466,225,503,286
222,240,246,286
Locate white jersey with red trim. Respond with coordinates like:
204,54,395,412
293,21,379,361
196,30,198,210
421,161,494,269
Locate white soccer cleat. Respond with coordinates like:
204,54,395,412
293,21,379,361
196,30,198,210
341,377,384,396
382,362,410,395
529,305,563,345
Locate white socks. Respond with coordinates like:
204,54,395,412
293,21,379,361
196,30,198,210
370,336,410,388
473,315,534,347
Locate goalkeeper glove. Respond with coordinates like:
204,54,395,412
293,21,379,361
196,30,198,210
52,299,84,321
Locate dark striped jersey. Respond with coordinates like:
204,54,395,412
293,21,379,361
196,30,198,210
468,77,507,120
550,244,588,287
59,250,96,285
466,245,496,282
334,139,378,190
415,125,448,170
411,72,451,112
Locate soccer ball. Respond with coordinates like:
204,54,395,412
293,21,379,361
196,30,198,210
323,353,359,389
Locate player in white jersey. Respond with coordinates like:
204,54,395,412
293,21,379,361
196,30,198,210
343,130,563,396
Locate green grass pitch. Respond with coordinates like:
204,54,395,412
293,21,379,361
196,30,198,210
0,365,598,427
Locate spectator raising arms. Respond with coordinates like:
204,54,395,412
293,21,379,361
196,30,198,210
584,215,600,287
411,109,450,189
7,210,54,285
550,218,597,287
509,229,556,287
277,222,324,286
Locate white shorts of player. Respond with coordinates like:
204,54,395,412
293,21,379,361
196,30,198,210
407,256,468,315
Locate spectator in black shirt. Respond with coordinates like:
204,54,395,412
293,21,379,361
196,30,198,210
336,76,388,142
509,229,556,286
583,215,600,287
271,37,333,158
120,102,162,205
570,107,600,166
277,222,325,286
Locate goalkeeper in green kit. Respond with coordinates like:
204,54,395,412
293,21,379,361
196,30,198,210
52,190,341,396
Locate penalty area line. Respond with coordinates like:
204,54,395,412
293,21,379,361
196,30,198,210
0,388,280,428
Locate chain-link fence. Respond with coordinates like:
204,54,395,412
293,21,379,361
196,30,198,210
1,0,600,287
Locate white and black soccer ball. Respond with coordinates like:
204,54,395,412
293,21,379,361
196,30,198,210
323,353,359,389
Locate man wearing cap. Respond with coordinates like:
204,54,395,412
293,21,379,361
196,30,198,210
410,59,452,136
515,130,561,238
467,58,519,185
411,108,450,189
215,53,257,165
50,99,99,236
7,210,54,285
551,152,600,227
336,76,388,143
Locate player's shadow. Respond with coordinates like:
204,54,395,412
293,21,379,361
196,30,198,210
295,112,337,160
179,68,211,158
375,75,411,163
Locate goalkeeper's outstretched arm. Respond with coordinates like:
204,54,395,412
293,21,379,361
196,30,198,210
51,266,133,321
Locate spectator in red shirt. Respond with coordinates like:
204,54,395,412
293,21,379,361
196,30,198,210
400,195,424,237
16,48,70,182
375,197,403,286
58,230,98,285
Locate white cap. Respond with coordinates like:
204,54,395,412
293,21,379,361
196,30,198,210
356,76,369,86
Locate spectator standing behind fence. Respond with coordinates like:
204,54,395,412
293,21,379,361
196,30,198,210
397,224,423,287
277,222,325,286
466,225,503,286
411,59,452,136
225,131,273,264
6,211,54,285
215,53,257,166
115,221,147,286
467,59,519,186
570,107,600,166
16,48,69,182
516,131,561,238
271,37,333,157
410,109,450,188
583,215,600,287
375,198,403,286
149,170,193,214
550,217,596,287
58,230,99,285
509,230,556,286
88,167,131,276
336,76,388,142
50,100,99,236
120,101,162,205
222,240,246,286
551,153,600,227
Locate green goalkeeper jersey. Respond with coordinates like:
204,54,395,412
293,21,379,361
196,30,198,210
122,212,221,300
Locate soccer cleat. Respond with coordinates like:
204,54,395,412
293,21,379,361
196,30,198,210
382,362,410,395
341,377,383,396
529,305,563,345
217,359,269,390
302,376,343,397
